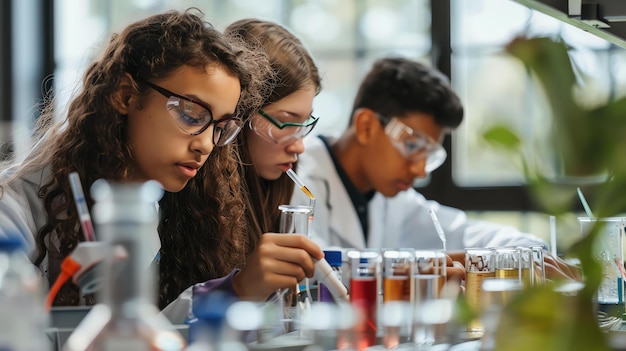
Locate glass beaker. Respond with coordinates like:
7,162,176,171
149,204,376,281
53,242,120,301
465,248,495,336
412,249,447,348
279,205,312,236
494,247,520,281
479,278,522,351
277,205,313,336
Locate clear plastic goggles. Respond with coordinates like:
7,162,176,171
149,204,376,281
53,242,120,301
383,117,447,173
249,109,318,145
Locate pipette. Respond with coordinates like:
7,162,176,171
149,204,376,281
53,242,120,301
286,167,316,236
428,206,447,252
577,187,595,219
286,168,315,200
69,172,96,241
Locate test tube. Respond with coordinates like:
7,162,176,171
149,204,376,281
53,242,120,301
412,249,447,348
277,204,312,336
381,249,414,347
530,245,546,286
494,247,520,281
517,246,534,288
69,172,96,241
347,249,381,350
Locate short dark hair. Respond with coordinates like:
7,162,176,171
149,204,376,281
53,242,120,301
351,57,463,128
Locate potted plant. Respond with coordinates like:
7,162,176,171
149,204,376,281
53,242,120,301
480,36,626,350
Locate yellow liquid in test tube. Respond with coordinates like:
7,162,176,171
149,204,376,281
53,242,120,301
521,268,532,288
465,271,495,333
495,268,519,279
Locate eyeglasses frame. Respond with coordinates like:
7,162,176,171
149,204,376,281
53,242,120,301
257,109,319,130
143,81,242,143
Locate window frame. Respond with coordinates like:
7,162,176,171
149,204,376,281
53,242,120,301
19,0,599,212
421,0,539,212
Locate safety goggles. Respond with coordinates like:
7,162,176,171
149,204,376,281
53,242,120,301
249,109,319,144
379,115,447,173
144,81,243,146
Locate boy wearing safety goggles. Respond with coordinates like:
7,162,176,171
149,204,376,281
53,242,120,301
291,57,580,281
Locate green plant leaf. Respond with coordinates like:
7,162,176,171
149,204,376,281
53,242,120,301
482,125,522,151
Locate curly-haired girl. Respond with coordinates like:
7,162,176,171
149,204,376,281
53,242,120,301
0,9,323,321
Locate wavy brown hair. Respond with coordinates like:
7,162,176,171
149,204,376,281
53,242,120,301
225,19,321,246
5,9,271,308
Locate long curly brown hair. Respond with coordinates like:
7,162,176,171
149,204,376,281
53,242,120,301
224,19,322,245
7,9,272,308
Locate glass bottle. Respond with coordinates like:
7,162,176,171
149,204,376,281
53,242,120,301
186,292,226,351
0,235,49,351
63,180,185,351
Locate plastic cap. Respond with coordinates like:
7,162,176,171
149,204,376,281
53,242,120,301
0,235,24,251
191,290,236,327
323,250,342,266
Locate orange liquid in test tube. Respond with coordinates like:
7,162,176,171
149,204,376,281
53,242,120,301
383,276,411,302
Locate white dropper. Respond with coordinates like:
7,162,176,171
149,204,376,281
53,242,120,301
428,206,447,253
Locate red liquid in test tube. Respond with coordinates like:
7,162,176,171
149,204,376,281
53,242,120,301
350,278,378,349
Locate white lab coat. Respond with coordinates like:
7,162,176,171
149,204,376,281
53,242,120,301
291,135,547,251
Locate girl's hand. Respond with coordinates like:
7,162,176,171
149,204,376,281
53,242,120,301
232,233,323,300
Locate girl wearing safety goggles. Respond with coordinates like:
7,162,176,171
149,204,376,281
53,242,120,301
224,19,324,301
